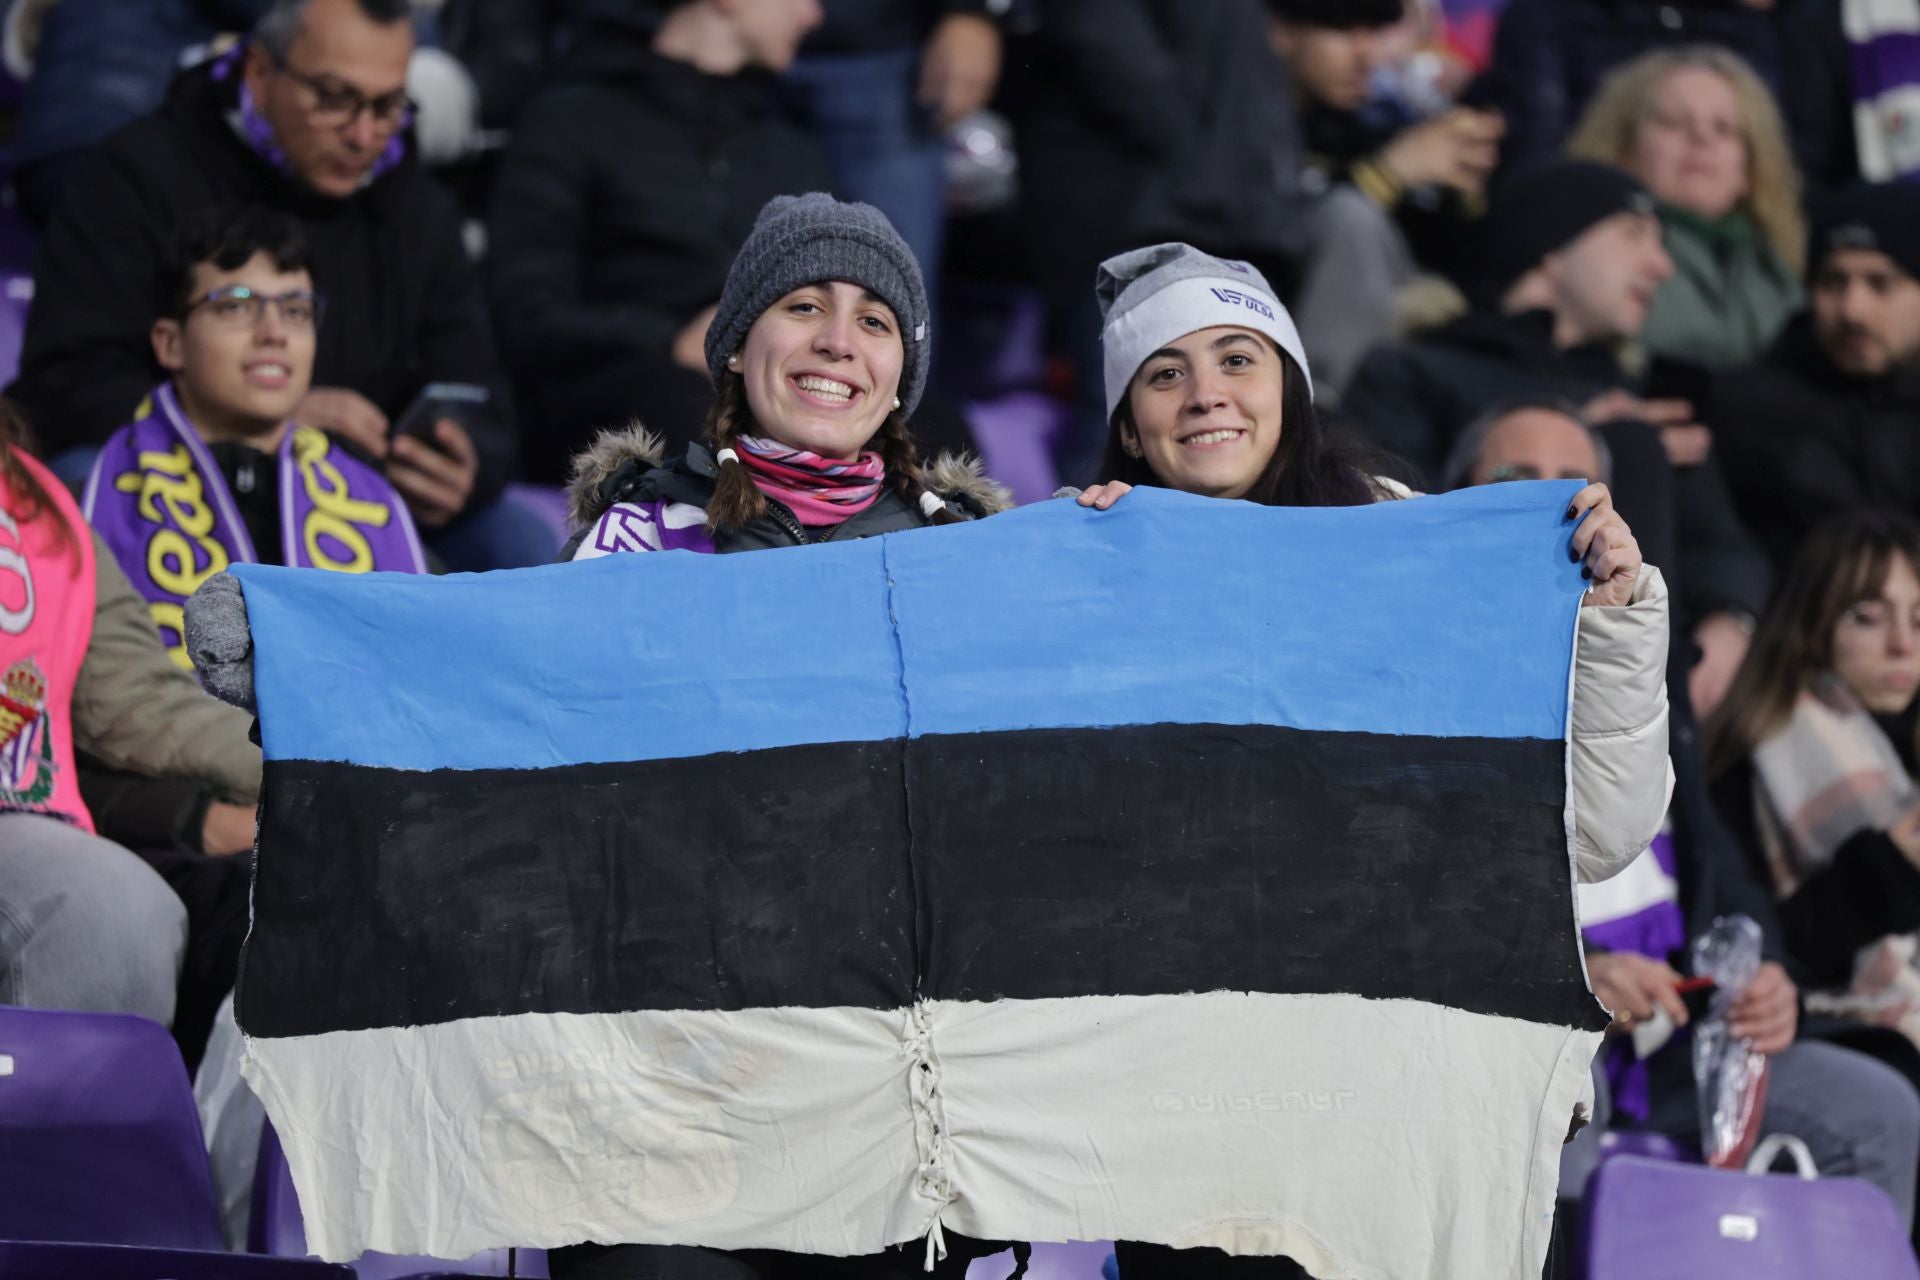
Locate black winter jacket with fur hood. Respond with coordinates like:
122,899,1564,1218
561,426,1012,559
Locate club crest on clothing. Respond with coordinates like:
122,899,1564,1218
579,501,715,560
0,657,54,810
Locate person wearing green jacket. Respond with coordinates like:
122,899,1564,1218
1569,45,1805,370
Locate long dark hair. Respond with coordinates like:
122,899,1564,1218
701,374,961,533
1095,343,1380,508
1703,509,1920,779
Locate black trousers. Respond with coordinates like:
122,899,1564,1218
552,1237,1020,1280
130,843,250,1073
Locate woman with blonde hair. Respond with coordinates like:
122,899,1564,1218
1568,46,1805,368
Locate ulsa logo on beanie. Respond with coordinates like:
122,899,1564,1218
1209,287,1277,322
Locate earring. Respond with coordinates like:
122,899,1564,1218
727,353,742,370
891,396,902,411
1124,441,1143,459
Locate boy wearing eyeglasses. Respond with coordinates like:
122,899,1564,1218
83,207,428,672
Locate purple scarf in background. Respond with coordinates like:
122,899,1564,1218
1844,0,1920,182
1578,825,1688,1122
82,383,427,669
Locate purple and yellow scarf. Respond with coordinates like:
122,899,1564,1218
83,382,427,669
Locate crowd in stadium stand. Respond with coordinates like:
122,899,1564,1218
6,0,1920,1276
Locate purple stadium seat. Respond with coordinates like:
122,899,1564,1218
1596,1130,1696,1165
965,1242,1115,1278
0,1241,352,1278
941,282,1051,398
252,1124,548,1279
0,272,34,388
0,1006,223,1250
964,391,1063,508
503,483,570,552
1583,1154,1920,1279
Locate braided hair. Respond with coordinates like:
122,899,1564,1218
703,373,963,533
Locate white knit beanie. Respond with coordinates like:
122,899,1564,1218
1096,243,1311,420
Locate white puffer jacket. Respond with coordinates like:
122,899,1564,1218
1566,562,1673,883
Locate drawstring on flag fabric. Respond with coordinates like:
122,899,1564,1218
923,1218,948,1272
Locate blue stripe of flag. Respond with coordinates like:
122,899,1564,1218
232,480,1588,771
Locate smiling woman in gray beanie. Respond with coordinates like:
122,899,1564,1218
561,192,1008,563
553,195,1017,1280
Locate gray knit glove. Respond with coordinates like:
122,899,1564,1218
185,573,255,713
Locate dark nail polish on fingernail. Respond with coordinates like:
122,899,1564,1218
1569,544,1580,561
1581,566,1592,579
1566,504,1578,519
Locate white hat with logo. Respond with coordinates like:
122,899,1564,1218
1096,242,1312,421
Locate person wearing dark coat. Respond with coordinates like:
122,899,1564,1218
1004,0,1305,484
1343,162,1772,679
1481,0,1785,175
8,0,544,569
5,0,273,225
486,0,832,481
1708,185,1920,574
782,0,1003,316
1260,0,1502,404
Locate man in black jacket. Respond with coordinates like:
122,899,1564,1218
1344,161,1676,482
1710,185,1920,573
487,0,831,479
10,0,541,567
1345,160,1772,717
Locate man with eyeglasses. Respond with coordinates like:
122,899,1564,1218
75,204,427,1071
12,0,546,570
84,204,429,607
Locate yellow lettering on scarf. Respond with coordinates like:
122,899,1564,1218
114,445,228,667
116,445,217,536
294,427,390,574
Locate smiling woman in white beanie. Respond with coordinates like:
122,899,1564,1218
1078,242,1677,1280
1083,242,1383,508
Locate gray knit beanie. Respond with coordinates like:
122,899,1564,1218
705,193,932,418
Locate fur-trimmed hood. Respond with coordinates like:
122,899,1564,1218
567,423,669,528
566,422,1014,529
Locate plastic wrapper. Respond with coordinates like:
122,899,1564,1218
1692,915,1771,1168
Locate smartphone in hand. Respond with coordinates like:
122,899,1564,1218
393,382,490,450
